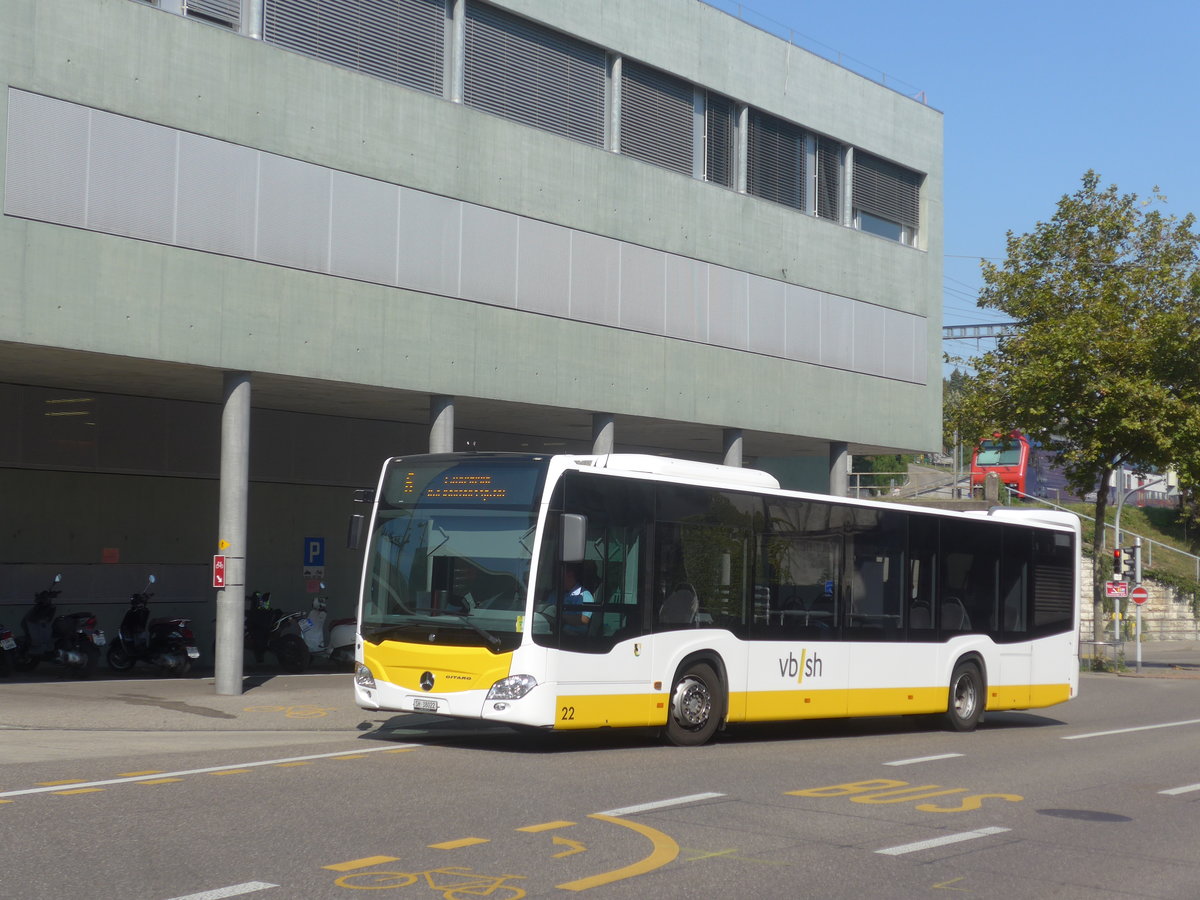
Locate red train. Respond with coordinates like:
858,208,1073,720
970,431,1043,497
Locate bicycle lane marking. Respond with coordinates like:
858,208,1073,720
555,793,726,892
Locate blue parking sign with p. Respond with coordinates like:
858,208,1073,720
304,537,325,567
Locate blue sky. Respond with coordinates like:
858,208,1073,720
704,0,1200,348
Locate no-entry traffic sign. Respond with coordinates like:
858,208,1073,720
1130,585,1150,606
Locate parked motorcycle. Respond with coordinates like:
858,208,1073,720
0,620,16,677
298,589,356,671
14,574,106,678
107,575,200,676
244,591,310,673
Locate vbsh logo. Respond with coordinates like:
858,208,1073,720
778,649,823,684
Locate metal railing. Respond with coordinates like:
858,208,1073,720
1003,486,1200,582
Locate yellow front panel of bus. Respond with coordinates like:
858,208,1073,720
363,641,513,693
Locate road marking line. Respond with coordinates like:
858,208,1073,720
1160,783,1200,796
0,744,416,799
208,769,252,776
53,788,106,795
598,792,725,816
552,836,587,857
119,770,164,777
322,856,401,871
163,881,278,899
429,837,489,850
36,779,85,786
884,754,964,766
1063,718,1200,740
876,826,1010,856
517,820,576,832
557,814,679,891
138,778,185,785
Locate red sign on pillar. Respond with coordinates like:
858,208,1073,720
212,554,227,588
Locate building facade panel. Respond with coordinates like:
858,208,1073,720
1,0,944,623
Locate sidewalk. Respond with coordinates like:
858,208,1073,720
1114,639,1200,678
0,670,382,734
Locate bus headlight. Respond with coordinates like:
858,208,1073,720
486,674,537,700
354,663,377,689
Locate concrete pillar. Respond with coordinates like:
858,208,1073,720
592,413,615,455
214,372,251,696
723,429,743,468
448,0,466,103
243,0,264,39
828,441,849,497
430,395,455,453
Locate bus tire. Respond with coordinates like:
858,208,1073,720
665,662,722,746
943,661,984,732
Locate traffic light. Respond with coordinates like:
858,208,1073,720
1113,547,1135,579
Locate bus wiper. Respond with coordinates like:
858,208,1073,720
442,615,503,652
361,623,417,642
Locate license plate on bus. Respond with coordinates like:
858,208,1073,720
412,698,439,712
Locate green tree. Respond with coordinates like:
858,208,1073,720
954,171,1200,641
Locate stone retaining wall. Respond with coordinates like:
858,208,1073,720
1080,565,1200,641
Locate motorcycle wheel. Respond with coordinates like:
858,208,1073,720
74,644,100,680
168,654,192,678
107,640,136,672
0,650,11,677
274,635,310,674
13,645,39,673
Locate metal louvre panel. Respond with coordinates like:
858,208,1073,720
853,150,921,228
463,1,605,146
263,0,445,95
746,110,805,211
186,0,240,27
704,92,734,187
815,136,841,222
619,61,693,176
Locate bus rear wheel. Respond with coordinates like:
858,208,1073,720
943,661,984,732
665,662,722,746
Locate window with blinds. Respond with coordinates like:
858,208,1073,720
263,0,447,96
814,136,842,222
186,0,240,28
853,150,921,231
704,92,735,188
746,110,805,211
619,61,694,176
463,1,606,147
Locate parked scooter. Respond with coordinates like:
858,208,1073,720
298,588,356,671
0,620,16,677
244,591,310,673
14,574,107,678
107,575,200,676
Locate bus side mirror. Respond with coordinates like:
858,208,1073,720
560,514,587,563
347,513,366,551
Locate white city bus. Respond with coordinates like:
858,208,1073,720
351,453,1079,745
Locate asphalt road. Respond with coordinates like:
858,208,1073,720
3,647,1200,899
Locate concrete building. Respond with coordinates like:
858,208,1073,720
1,0,943,648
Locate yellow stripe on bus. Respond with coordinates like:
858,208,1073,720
554,694,667,729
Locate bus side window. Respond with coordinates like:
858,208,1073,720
907,515,937,638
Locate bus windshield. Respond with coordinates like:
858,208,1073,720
975,440,1023,467
361,456,549,653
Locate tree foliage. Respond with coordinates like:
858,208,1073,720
952,171,1200,638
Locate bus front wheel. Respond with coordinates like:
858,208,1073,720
665,662,722,746
943,661,984,732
